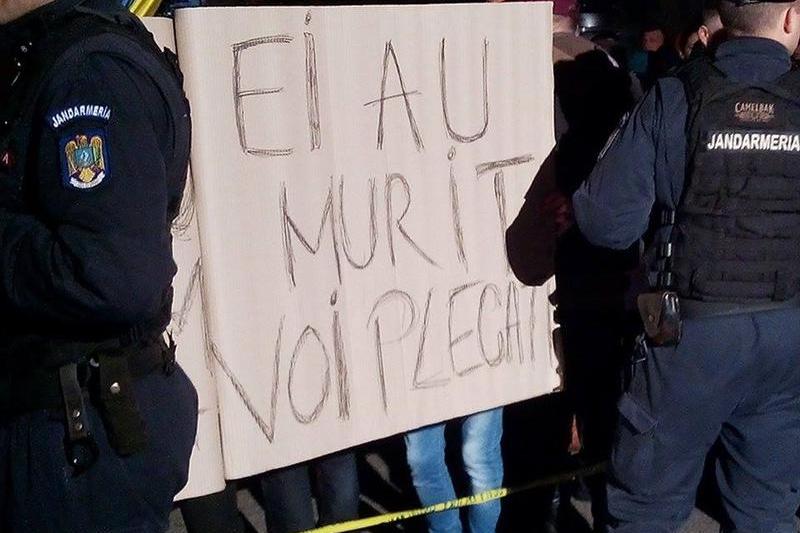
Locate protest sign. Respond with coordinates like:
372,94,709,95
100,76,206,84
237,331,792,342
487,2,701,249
152,2,558,487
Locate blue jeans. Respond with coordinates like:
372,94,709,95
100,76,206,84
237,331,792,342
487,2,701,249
405,408,504,533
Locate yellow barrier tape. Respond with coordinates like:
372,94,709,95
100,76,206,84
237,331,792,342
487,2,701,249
130,0,162,17
302,462,607,533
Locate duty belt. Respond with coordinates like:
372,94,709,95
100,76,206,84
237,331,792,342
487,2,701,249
0,336,175,414
638,291,800,347
0,334,177,475
680,295,800,319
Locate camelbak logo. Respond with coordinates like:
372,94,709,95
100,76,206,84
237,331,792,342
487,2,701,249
734,102,775,123
706,131,800,152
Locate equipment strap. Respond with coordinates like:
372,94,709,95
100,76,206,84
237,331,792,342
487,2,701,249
681,295,800,319
0,337,172,414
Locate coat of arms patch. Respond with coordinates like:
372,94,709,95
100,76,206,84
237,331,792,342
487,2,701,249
61,132,110,190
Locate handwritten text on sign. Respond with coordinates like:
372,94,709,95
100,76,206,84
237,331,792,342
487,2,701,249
175,3,557,477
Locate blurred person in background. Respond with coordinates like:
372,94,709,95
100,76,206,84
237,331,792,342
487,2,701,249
678,0,724,60
639,22,682,89
641,24,666,52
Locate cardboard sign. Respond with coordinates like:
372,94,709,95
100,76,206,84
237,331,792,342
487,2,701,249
152,2,558,488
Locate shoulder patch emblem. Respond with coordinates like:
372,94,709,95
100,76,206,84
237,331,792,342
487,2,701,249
60,131,110,190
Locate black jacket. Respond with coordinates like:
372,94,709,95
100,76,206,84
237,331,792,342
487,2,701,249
0,0,190,360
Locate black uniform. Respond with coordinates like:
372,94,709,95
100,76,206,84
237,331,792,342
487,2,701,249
574,35,800,533
0,1,197,531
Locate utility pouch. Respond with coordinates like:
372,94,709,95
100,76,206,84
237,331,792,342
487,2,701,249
637,291,682,346
96,350,148,456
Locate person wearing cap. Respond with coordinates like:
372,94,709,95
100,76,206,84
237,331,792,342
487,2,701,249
573,1,800,531
0,0,197,531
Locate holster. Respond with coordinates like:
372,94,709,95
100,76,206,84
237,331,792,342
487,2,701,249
1,333,176,474
637,291,682,346
95,348,149,457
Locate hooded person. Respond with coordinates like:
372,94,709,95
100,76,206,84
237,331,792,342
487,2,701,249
506,1,640,530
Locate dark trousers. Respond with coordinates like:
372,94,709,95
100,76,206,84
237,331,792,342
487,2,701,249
561,311,627,529
179,482,244,533
561,313,627,462
0,366,198,533
260,452,359,533
609,308,800,533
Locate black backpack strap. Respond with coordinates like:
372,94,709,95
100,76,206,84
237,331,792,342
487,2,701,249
5,7,184,126
0,21,96,196
673,55,726,133
772,68,800,105
673,56,727,202
75,4,185,85
674,56,723,102
59,23,190,182
1,12,108,129
779,66,800,89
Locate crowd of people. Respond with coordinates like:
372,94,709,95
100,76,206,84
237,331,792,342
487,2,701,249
3,0,800,532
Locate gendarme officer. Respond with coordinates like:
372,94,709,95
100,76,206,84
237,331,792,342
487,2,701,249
573,1,800,531
0,1,198,531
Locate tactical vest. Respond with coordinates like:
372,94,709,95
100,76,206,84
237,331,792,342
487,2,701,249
664,58,800,304
0,4,191,370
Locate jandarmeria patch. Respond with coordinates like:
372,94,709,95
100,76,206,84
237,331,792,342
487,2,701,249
49,105,112,130
705,131,800,153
